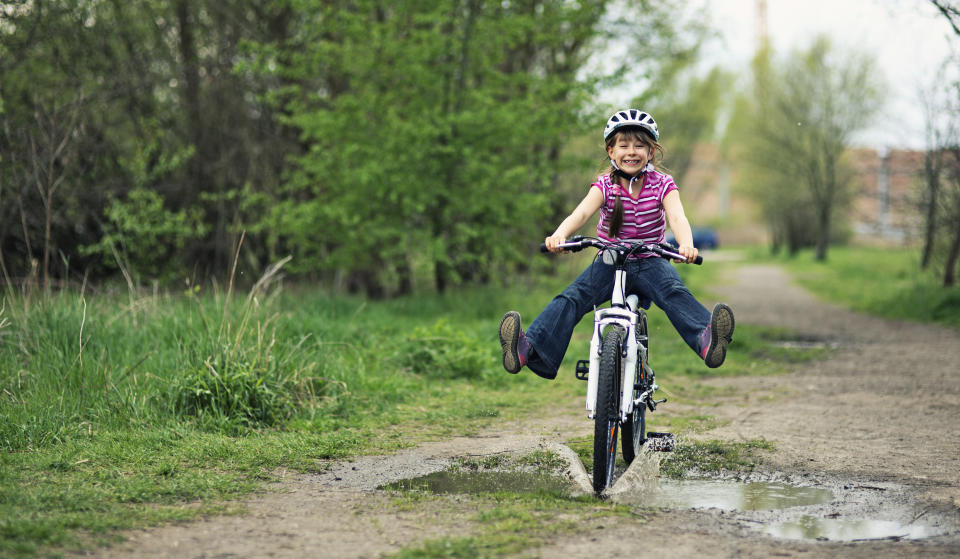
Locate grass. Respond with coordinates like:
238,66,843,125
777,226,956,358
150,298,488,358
0,247,845,557
383,450,638,559
659,438,775,478
764,245,960,328
386,490,635,559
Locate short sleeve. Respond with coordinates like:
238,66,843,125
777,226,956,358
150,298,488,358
658,174,678,201
591,174,609,197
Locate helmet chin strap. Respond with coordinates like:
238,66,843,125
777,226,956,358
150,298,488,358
610,159,651,196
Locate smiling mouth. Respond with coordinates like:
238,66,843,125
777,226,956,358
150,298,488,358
623,160,642,166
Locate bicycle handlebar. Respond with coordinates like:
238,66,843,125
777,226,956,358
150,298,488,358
539,235,703,265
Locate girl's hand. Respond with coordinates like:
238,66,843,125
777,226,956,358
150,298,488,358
677,244,699,263
544,234,568,253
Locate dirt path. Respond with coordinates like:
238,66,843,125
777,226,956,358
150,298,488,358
82,263,960,559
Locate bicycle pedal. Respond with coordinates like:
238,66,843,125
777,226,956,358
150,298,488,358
645,432,675,452
575,360,589,381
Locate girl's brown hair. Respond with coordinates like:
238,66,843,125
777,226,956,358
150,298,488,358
603,128,664,238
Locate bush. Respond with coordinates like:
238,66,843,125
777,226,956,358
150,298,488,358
397,319,488,379
169,353,299,430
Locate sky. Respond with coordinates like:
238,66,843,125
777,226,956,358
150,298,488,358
702,0,956,149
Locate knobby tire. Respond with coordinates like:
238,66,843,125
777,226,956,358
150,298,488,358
621,311,648,464
593,326,624,494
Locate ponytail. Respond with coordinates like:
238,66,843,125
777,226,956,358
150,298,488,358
610,193,624,238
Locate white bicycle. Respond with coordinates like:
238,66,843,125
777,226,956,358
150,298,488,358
545,235,700,494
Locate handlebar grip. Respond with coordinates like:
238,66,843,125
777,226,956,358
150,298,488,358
541,235,586,254
693,255,703,265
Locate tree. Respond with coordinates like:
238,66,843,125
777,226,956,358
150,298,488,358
735,38,885,260
919,65,949,270
261,0,701,295
919,52,960,286
0,0,702,294
0,0,301,286
940,147,960,286
922,0,960,285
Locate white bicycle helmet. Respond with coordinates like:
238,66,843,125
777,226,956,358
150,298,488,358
603,109,659,142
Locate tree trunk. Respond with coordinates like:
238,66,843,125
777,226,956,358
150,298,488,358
814,205,831,261
944,216,960,287
0,243,12,294
43,198,52,291
921,149,941,269
396,261,413,296
432,0,477,293
434,259,449,294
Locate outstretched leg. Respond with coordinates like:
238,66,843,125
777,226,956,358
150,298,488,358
500,260,614,379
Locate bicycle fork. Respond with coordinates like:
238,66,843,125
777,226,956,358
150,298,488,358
585,274,642,421
582,266,664,422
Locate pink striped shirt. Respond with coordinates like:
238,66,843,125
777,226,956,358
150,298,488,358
592,170,678,251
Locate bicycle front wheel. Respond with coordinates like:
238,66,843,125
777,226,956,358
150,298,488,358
622,311,649,464
593,326,624,494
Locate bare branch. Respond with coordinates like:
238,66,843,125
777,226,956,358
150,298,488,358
930,0,960,36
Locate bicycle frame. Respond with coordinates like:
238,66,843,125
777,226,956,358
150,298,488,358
584,255,651,424
552,236,696,424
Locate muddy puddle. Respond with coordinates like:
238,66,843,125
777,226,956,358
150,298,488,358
379,444,944,543
766,516,940,541
612,479,833,510
383,469,574,496
612,477,941,542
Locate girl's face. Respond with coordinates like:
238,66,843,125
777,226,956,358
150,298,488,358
607,132,652,175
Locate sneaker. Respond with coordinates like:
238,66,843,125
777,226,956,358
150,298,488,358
702,303,735,368
499,311,525,374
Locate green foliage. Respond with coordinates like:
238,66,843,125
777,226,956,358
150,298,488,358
0,0,716,296
81,188,208,281
266,0,600,290
398,319,489,379
170,356,299,430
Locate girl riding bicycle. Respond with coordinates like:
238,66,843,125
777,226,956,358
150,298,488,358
499,109,734,379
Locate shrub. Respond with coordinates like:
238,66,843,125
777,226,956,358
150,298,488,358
398,319,488,379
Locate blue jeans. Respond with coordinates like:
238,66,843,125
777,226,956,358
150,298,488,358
524,257,711,379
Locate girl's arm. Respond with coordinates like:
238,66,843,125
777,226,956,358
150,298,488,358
544,187,604,253
662,190,699,263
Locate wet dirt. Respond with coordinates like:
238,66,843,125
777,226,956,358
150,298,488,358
79,262,960,558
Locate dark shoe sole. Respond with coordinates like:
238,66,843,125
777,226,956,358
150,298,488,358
705,303,734,368
499,311,522,374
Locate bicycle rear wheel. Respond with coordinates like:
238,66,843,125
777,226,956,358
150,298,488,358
593,326,624,494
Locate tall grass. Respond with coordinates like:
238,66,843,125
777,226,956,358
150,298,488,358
0,282,536,452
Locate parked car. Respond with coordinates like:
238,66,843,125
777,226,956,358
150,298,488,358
664,228,719,249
